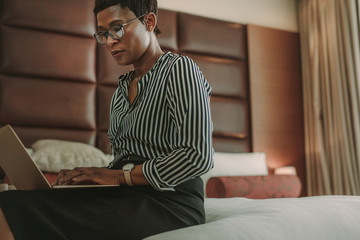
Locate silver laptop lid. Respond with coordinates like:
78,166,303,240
0,125,51,190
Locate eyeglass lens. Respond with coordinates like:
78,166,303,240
96,25,124,44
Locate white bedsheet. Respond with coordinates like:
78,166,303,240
144,196,360,240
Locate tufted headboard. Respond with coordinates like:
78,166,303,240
0,0,251,155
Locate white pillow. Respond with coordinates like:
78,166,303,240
201,152,268,196
31,139,111,172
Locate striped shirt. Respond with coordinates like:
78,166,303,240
108,52,214,191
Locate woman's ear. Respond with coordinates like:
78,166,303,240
144,12,157,32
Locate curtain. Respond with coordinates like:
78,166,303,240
298,0,360,195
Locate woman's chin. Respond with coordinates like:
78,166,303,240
113,57,132,66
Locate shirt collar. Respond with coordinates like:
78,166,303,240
117,51,171,87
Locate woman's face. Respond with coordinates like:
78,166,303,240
96,5,150,66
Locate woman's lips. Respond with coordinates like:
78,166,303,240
111,50,124,57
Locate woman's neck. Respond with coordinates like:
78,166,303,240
133,36,164,78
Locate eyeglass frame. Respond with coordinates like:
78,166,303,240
93,12,148,45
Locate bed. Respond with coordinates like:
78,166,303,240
1,0,360,239
146,196,360,240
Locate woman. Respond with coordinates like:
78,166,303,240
0,0,213,239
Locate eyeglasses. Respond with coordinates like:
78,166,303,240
94,13,147,45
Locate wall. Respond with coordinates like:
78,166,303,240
158,0,298,32
247,24,305,195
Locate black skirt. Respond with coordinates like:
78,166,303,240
0,177,205,240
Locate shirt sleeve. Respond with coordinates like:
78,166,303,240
142,56,214,191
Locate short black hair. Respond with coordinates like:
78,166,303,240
94,0,161,35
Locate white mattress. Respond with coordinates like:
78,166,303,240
145,195,360,240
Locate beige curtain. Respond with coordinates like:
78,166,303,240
298,0,360,196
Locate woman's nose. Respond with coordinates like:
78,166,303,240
106,35,118,46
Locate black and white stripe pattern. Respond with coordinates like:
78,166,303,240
108,52,214,191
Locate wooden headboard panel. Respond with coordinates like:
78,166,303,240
0,0,251,154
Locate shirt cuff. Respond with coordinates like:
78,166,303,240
142,160,175,192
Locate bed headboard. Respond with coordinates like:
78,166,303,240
0,0,251,155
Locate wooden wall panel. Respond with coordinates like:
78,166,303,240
247,25,306,195
177,13,251,153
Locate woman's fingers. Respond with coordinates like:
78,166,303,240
53,167,121,186
71,174,96,185
72,168,107,185
53,170,67,185
53,169,82,186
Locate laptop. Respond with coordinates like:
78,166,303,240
0,124,118,190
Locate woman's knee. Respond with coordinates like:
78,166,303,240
0,208,15,240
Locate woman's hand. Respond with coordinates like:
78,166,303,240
53,167,122,186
